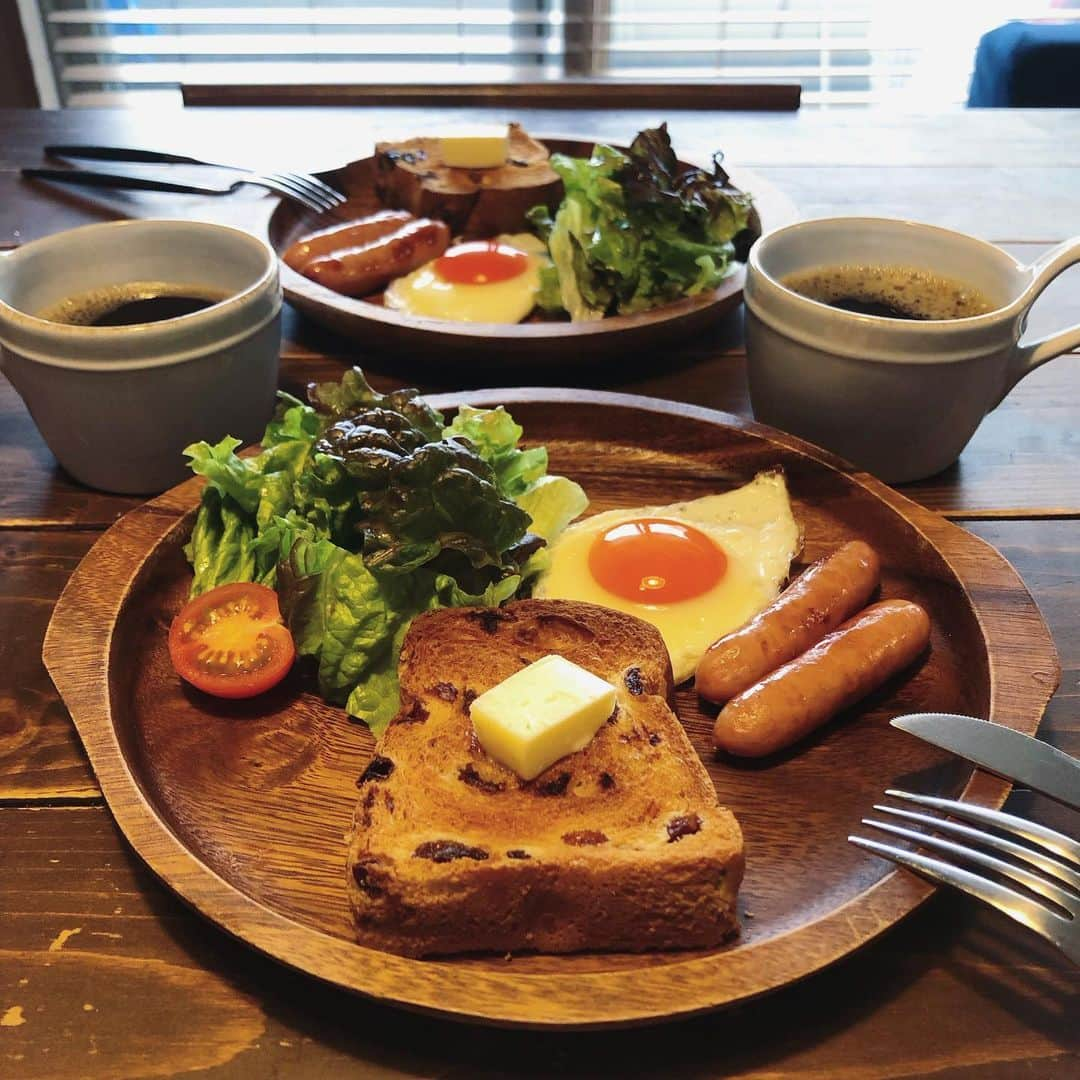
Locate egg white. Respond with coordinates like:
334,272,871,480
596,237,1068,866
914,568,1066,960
533,470,802,684
384,234,545,323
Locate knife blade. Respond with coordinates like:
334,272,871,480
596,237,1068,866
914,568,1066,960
890,713,1080,810
21,167,229,197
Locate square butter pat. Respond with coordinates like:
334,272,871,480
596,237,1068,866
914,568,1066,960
438,126,509,169
471,655,617,781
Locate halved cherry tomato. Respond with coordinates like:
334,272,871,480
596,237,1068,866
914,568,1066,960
168,582,295,699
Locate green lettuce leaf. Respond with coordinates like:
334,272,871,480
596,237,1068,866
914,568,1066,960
344,657,403,739
184,436,262,516
183,488,259,596
307,366,444,441
515,475,589,542
528,123,757,320
443,405,548,498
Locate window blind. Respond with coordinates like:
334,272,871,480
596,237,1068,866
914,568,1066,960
29,1,1080,108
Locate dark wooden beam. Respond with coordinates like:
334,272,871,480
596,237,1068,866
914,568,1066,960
181,81,801,111
0,3,40,108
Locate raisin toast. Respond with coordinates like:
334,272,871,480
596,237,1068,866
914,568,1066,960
346,599,744,958
373,123,562,238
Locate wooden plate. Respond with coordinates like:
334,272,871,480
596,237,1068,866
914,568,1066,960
264,140,798,362
43,392,1059,1029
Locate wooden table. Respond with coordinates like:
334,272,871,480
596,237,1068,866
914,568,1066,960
2,107,1078,1078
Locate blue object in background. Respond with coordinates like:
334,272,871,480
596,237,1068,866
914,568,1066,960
968,21,1080,107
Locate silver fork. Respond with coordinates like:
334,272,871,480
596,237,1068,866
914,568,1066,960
41,145,346,214
850,790,1079,963
23,167,340,216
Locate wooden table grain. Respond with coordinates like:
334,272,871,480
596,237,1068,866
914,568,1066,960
0,106,1078,1078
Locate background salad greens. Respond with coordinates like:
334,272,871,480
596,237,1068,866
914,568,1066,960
183,369,587,735
529,124,758,322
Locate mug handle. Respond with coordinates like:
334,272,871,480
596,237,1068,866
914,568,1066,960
999,236,1080,403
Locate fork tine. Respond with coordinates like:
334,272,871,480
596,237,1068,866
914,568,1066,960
284,171,345,207
873,804,1080,893
266,172,337,213
886,790,1080,866
862,819,1079,913
246,175,323,214
849,835,1077,960
263,172,335,213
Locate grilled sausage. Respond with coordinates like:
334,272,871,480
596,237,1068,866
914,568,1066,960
696,540,881,704
712,599,931,757
282,210,415,272
300,218,451,298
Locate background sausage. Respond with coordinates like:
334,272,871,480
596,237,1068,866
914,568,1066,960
301,218,451,298
282,210,414,271
713,598,931,757
696,540,881,704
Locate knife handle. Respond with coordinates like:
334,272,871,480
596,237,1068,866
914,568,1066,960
45,145,215,167
22,167,225,197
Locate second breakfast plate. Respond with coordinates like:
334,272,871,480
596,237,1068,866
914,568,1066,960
44,391,1059,1028
261,139,799,363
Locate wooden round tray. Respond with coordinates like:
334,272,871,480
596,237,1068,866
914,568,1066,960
264,140,798,362
43,391,1059,1028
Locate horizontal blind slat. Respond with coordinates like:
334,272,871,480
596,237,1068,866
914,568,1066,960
51,34,933,56
53,34,560,56
58,60,552,84
45,8,880,27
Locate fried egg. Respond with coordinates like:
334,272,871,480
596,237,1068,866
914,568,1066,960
533,471,802,684
384,233,546,323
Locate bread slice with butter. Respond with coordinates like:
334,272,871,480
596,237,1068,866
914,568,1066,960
373,122,562,238
346,599,744,958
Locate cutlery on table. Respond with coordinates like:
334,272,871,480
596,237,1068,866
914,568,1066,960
45,145,345,212
850,713,1079,963
24,147,344,215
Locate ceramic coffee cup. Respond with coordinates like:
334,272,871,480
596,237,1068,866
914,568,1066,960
744,217,1080,483
0,219,281,493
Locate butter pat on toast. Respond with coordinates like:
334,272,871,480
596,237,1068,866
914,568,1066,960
346,599,744,958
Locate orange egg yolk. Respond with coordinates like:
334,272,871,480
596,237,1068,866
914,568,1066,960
587,518,727,604
434,242,529,285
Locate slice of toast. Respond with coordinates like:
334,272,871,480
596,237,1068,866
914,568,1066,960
346,599,744,958
373,123,562,238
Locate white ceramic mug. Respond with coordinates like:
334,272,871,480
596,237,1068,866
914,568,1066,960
0,219,282,494
744,217,1080,483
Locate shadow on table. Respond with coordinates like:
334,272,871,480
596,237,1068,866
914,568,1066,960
279,305,748,397
147,876,1075,1077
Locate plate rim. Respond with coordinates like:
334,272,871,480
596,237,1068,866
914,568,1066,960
42,390,1060,1029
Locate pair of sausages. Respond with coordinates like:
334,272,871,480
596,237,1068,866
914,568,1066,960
283,210,451,298
697,541,931,757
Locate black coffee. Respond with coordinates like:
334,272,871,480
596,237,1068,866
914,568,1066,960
39,281,230,327
781,264,994,321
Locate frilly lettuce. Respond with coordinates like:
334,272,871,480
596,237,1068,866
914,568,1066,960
529,123,757,321
180,368,587,736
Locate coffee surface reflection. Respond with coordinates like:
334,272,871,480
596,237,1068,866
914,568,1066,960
39,281,230,327
782,264,994,321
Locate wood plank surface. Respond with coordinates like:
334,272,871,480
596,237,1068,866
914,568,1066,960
1,796,1075,1078
0,531,96,801
10,350,1079,526
2,105,1079,1072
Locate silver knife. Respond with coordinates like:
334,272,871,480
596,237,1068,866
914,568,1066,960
891,713,1080,810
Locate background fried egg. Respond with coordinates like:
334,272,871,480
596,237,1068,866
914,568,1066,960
384,233,546,323
533,471,802,684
